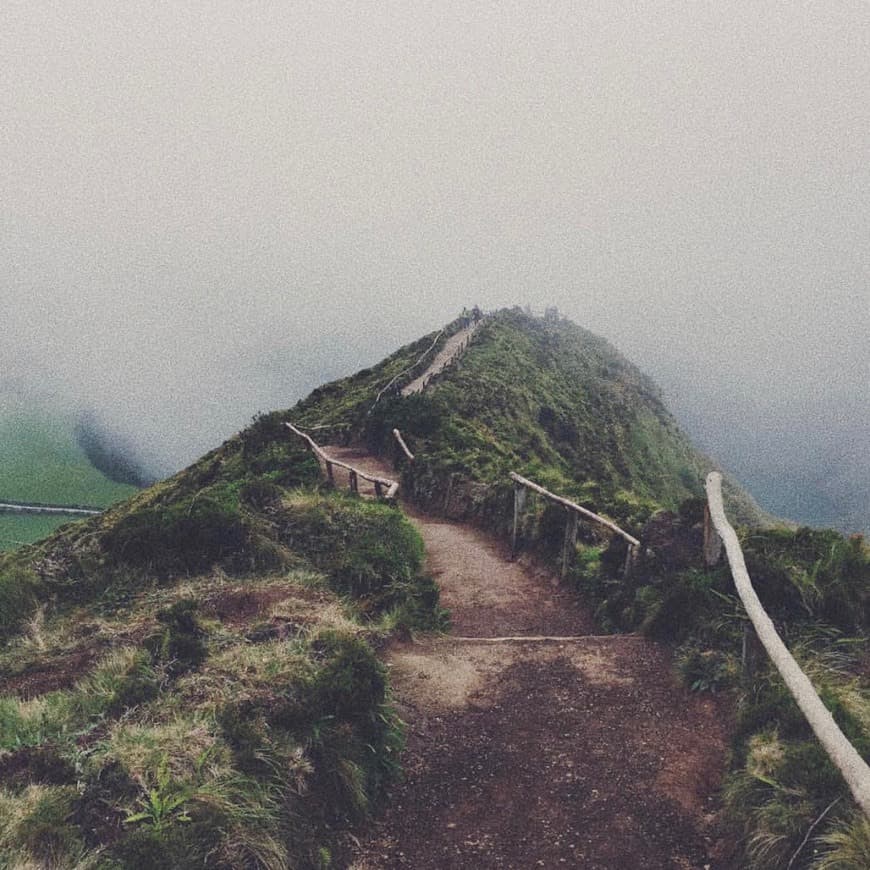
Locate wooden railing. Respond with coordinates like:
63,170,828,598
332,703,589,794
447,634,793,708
705,471,870,819
371,330,446,408
286,423,399,500
392,429,415,462
509,472,640,578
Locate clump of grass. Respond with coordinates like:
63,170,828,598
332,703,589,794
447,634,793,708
0,783,86,868
816,812,870,869
0,566,42,643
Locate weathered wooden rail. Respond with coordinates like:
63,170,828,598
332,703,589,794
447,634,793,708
705,471,870,819
371,329,446,408
509,472,640,578
286,423,399,500
392,429,415,462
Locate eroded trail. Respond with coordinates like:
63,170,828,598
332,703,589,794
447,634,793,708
327,449,730,869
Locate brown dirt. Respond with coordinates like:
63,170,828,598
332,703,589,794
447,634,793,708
1,646,100,698
203,585,297,627
401,323,479,396
321,447,734,868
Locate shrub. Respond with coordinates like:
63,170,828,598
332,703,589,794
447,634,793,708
103,484,248,576
0,566,41,644
145,599,208,677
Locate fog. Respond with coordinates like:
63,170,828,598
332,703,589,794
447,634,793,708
2,2,868,531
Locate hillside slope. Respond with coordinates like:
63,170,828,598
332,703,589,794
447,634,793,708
349,309,768,533
1,309,864,869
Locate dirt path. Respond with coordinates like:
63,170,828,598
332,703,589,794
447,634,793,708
325,448,731,869
401,323,479,396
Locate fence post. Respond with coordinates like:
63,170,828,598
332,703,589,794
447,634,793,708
622,544,638,578
348,470,358,494
325,461,335,487
374,481,383,499
443,473,455,515
511,484,527,559
561,511,579,579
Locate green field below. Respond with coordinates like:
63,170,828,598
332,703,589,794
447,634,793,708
0,411,138,508
0,512,82,552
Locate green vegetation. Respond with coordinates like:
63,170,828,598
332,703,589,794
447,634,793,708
572,513,869,868
293,307,862,868
1,308,863,867
0,513,77,553
363,309,768,538
0,395,442,867
0,410,138,508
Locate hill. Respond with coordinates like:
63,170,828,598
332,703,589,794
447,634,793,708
295,307,769,531
0,308,865,868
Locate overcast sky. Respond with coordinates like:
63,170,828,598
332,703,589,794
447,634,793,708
2,2,868,525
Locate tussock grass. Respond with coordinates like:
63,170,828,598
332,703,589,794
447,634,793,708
0,427,436,868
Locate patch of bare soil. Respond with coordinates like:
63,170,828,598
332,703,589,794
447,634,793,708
203,586,297,627
350,643,729,869
404,509,598,637
0,646,100,698
0,745,75,788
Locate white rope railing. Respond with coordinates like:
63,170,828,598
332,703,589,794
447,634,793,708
705,471,870,818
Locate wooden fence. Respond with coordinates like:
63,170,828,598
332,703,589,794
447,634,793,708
371,330,446,408
286,423,399,500
509,472,641,578
392,429,415,462
705,471,870,819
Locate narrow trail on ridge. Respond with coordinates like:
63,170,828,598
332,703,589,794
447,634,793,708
323,449,733,869
401,322,480,396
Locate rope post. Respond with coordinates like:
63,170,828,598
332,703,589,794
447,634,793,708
511,484,526,559
443,473,455,515
561,511,579,580
348,470,358,494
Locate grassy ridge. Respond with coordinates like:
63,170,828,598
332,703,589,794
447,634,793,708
362,309,768,538
0,410,444,868
2,309,863,867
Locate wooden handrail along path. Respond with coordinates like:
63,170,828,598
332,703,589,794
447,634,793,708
509,472,641,578
371,329,446,408
705,472,870,819
392,428,415,462
286,423,399,500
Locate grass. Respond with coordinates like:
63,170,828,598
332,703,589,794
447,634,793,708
0,410,138,508
570,507,869,868
1,307,858,867
0,410,442,867
0,513,80,552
